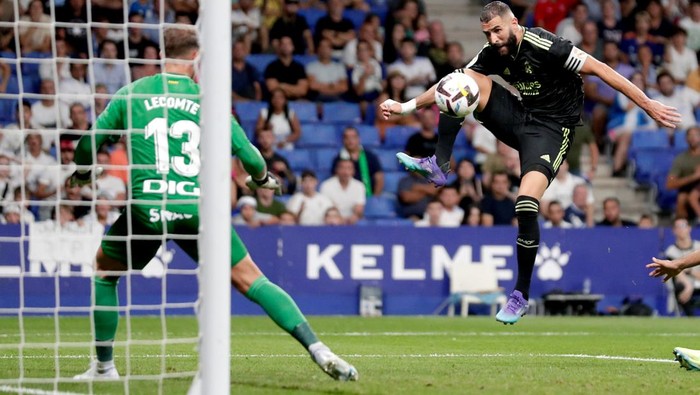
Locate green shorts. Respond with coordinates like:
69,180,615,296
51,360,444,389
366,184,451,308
101,204,249,270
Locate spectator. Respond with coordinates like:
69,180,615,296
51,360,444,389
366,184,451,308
438,41,467,80
375,70,419,138
254,128,296,194
403,108,438,158
463,203,482,226
93,40,129,95
320,158,365,224
19,0,51,54
93,150,126,204
131,44,160,81
314,0,355,57
664,217,700,316
383,22,407,65
93,84,110,118
24,133,58,221
269,0,314,55
480,171,516,227
343,20,382,68
669,127,700,219
264,36,309,100
608,71,657,176
397,171,437,220
541,161,593,212
638,213,655,228
579,21,604,61
0,203,34,225
58,139,76,185
437,186,464,227
618,0,640,33
597,0,622,44
596,197,637,227
62,182,91,221
332,126,384,196
286,170,335,225
351,39,383,118
91,16,124,59
387,38,436,99
56,0,89,56
32,79,69,129
279,211,297,225
679,1,700,52
543,200,574,229
232,195,276,227
232,39,262,102
306,38,348,102
1,101,31,158
127,12,158,63
0,154,20,211
619,11,664,66
568,122,600,181
654,71,700,131
255,187,287,218
426,20,450,77
481,141,521,194
323,206,345,225
170,0,199,24
59,63,92,111
564,183,593,228
255,88,301,150
451,158,483,210
231,0,262,51
415,199,443,227
555,2,589,45
469,113,497,172
64,103,92,142
664,27,698,85
88,195,120,226
646,0,674,42
91,0,125,23
39,38,72,82
636,44,658,91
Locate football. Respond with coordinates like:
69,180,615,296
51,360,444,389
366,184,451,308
434,72,480,118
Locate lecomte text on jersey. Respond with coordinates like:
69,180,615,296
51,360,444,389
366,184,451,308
144,96,200,115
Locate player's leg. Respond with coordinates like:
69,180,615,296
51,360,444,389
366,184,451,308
75,206,163,379
397,70,494,186
674,347,700,371
497,124,573,324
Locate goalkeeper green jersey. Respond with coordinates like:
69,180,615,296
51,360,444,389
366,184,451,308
76,72,265,204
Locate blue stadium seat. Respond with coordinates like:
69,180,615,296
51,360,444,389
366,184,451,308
246,54,276,75
239,120,256,140
289,101,319,122
0,99,17,125
452,147,476,162
382,171,405,195
633,148,675,185
283,148,314,172
298,8,325,32
235,101,266,123
384,125,418,148
312,147,339,172
293,54,318,68
654,172,677,212
322,102,361,124
376,149,401,172
364,195,397,219
343,9,367,29
298,123,340,148
673,130,689,151
629,131,669,158
353,124,380,148
454,128,472,148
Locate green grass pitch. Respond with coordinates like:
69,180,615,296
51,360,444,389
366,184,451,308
1,316,700,394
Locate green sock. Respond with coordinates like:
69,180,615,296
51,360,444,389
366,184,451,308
93,276,119,362
245,276,319,348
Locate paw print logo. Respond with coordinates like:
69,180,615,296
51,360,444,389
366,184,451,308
535,243,570,281
142,246,175,279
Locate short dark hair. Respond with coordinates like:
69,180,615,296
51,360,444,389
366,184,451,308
163,26,199,59
99,39,118,55
480,1,513,23
301,169,317,179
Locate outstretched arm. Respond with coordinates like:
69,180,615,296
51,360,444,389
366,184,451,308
379,84,437,120
647,249,700,282
579,56,681,128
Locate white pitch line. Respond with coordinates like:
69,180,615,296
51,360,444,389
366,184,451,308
0,385,86,395
0,352,676,364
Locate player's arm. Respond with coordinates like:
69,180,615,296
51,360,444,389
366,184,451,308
648,249,700,282
230,117,281,192
580,55,681,128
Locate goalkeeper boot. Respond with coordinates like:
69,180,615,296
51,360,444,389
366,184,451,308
673,347,700,371
73,360,120,380
396,153,447,187
310,344,359,381
496,290,528,325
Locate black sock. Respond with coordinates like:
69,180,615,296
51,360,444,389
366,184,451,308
435,113,464,170
514,195,540,300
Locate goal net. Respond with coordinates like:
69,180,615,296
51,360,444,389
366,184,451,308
0,1,230,393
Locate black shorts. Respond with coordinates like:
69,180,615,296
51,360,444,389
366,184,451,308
475,82,575,182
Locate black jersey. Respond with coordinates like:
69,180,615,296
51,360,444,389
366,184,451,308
466,27,586,126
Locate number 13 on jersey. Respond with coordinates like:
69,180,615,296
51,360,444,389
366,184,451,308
145,117,201,177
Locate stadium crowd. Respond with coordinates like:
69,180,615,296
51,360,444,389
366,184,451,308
1,0,700,228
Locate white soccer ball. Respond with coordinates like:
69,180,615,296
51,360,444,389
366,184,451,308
434,72,480,118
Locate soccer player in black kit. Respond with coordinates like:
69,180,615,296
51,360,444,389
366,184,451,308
381,1,681,324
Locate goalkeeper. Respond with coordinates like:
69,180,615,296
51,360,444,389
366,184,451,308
72,26,357,382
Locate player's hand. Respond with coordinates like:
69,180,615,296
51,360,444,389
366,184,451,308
380,99,402,120
645,100,682,129
245,171,282,194
646,256,683,282
68,167,103,188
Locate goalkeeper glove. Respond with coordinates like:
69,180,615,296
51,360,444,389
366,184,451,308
245,171,282,194
69,167,103,187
